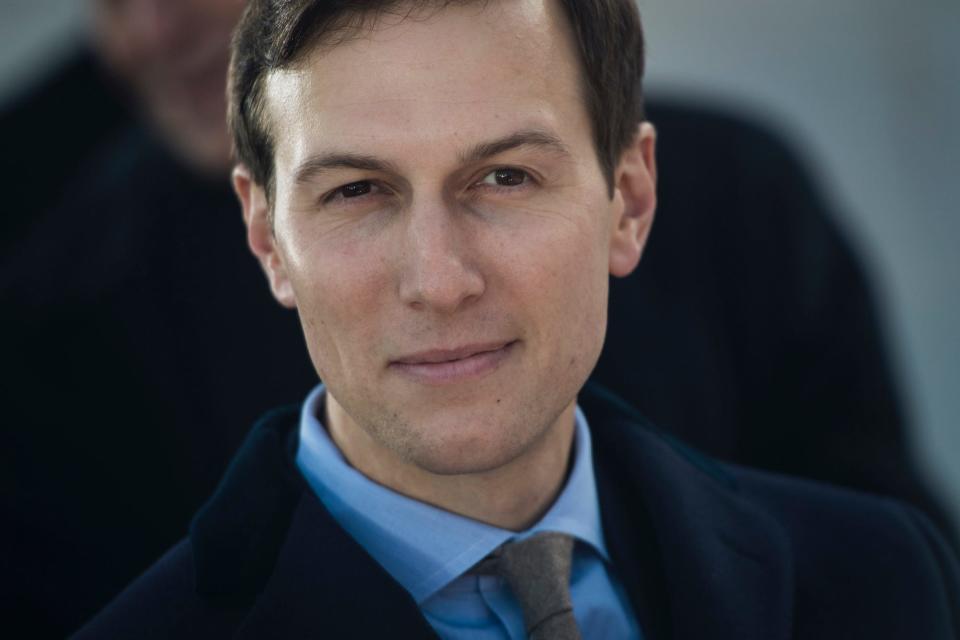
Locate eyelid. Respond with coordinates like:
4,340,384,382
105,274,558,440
472,166,540,189
321,179,391,204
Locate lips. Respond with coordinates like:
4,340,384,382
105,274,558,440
389,341,517,384
392,342,512,365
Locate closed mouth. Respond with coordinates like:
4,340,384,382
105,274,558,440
389,340,518,384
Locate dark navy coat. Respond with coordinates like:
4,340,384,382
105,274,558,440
76,385,960,639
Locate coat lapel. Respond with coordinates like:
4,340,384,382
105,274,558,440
189,407,438,639
235,493,439,639
583,384,794,640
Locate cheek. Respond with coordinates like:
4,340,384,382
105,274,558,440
283,231,392,381
502,207,610,354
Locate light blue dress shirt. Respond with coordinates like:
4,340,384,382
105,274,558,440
296,384,643,639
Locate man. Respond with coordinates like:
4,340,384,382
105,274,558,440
70,0,960,637
12,4,955,637
89,0,244,177
0,0,244,253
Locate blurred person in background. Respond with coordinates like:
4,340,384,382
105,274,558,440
0,0,242,252
90,0,238,176
0,0,953,636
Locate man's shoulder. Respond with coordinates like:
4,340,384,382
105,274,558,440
72,540,247,639
72,405,305,637
728,462,960,635
582,382,959,635
586,380,957,563
73,404,436,638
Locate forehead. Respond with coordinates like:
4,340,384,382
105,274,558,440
263,0,590,173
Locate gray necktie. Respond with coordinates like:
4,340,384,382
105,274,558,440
477,532,583,640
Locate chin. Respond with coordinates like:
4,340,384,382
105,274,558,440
407,444,526,477
390,407,552,477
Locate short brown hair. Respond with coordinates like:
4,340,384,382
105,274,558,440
229,0,645,198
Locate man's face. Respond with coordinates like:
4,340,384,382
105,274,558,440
241,0,655,475
93,0,244,173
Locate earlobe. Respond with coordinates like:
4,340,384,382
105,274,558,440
232,165,297,308
609,122,657,278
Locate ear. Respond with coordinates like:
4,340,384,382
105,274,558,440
232,165,297,308
609,122,657,278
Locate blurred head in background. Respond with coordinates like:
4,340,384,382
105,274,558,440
91,0,244,175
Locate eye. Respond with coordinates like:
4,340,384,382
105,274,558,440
480,168,529,188
322,180,388,205
338,181,373,198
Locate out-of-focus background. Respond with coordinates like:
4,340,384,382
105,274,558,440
2,0,957,561
1,1,958,636
637,0,960,528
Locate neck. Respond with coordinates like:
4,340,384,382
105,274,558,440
324,396,577,531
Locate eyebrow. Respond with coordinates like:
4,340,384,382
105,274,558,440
459,129,572,164
292,128,571,186
293,153,402,186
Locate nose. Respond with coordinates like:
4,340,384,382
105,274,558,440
397,201,486,314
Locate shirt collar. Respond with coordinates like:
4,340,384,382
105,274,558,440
295,384,609,604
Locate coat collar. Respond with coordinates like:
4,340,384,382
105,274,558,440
233,493,439,639
190,385,793,640
189,405,439,638
582,384,794,640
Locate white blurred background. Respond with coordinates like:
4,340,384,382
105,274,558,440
638,0,960,525
2,0,957,524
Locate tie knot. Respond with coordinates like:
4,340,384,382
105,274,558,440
485,532,582,640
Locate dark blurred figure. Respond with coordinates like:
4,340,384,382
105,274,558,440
0,50,128,253
90,0,238,175
1,0,239,251
602,100,944,518
0,1,953,637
